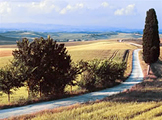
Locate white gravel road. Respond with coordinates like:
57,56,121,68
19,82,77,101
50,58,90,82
0,49,143,119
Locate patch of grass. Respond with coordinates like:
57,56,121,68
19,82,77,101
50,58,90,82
0,87,28,105
9,101,162,120
0,56,13,68
159,47,162,60
139,50,148,78
69,49,129,62
67,41,138,51
30,102,161,120
124,50,133,78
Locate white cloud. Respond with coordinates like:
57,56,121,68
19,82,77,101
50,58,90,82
0,2,11,15
60,3,84,14
60,5,71,14
29,0,58,14
76,3,84,8
66,5,72,10
101,2,109,7
60,8,67,14
114,4,135,15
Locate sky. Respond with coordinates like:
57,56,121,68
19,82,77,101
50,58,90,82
0,0,162,29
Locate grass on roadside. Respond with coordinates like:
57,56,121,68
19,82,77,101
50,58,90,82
8,100,162,120
0,87,28,106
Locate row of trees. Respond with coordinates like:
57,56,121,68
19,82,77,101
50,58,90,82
0,37,81,101
0,36,126,102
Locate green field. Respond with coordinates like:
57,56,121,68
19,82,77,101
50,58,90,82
0,41,137,107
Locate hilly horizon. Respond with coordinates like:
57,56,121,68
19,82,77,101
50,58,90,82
0,23,146,33
0,30,144,45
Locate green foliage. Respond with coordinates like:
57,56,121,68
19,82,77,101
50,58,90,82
0,67,14,102
0,63,26,102
79,60,99,91
78,59,126,91
12,37,77,97
143,8,160,64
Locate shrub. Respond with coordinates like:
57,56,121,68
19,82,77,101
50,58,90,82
78,59,126,91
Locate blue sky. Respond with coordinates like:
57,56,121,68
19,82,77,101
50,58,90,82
0,0,162,29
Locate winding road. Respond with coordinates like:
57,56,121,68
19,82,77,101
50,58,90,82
0,49,143,119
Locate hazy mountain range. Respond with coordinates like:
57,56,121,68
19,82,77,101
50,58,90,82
0,23,146,32
0,23,161,45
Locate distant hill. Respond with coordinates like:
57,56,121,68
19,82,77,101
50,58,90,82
0,30,145,45
0,35,17,41
0,25,161,45
0,35,18,45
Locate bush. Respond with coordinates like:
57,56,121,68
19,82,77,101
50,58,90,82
78,59,126,91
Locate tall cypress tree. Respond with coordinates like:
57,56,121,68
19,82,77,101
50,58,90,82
143,8,160,64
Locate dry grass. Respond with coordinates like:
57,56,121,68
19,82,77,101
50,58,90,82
69,49,128,62
0,56,13,68
124,50,133,78
8,100,162,120
159,47,162,60
139,50,149,78
0,87,28,106
29,102,162,120
0,45,17,48
0,48,15,68
67,41,138,51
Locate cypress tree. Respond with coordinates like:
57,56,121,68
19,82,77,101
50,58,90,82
143,8,160,64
